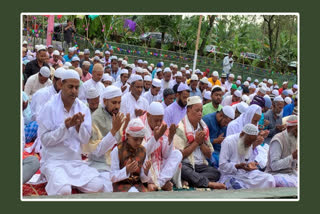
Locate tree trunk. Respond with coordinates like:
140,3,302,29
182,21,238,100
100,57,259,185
161,31,165,49
198,15,215,56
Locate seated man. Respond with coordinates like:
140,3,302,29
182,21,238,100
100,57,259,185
173,96,226,189
266,115,298,187
38,70,110,195
85,87,100,114
202,106,235,167
111,118,152,192
140,102,183,191
219,124,275,189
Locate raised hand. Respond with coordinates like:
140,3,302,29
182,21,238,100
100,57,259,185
122,113,131,132
195,131,206,145
126,158,139,175
135,109,146,117
154,124,167,142
247,162,258,171
143,160,152,176
121,85,127,92
214,133,225,144
168,124,178,145
111,112,125,136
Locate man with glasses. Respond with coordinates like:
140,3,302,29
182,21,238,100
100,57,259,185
202,106,235,168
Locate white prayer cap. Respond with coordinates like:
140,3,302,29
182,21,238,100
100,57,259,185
229,74,235,78
266,87,271,92
126,118,146,138
185,64,189,68
105,51,110,55
138,59,143,64
150,63,154,67
287,89,293,96
208,82,212,88
156,68,162,73
160,62,164,67
242,124,259,136
259,86,267,94
186,70,191,74
144,75,152,82
82,61,91,66
272,89,279,96
95,50,101,54
274,85,279,89
93,56,100,61
237,75,242,80
47,44,53,48
152,79,162,88
284,97,292,104
200,77,209,84
143,60,148,64
187,96,202,106
203,91,212,100
234,90,242,98
122,60,128,66
118,58,123,62
177,83,191,92
274,95,284,102
131,74,143,83
37,45,47,52
212,71,219,77
247,77,251,81
68,47,74,53
64,62,72,68
242,94,249,103
191,74,199,81
39,66,51,78
236,102,249,114
236,80,241,85
263,78,267,82
110,56,118,60
135,67,143,74
54,67,65,79
84,49,90,54
163,67,172,73
147,66,152,71
102,74,113,82
102,85,122,100
86,87,100,99
120,69,129,75
148,102,164,115
72,56,80,62
181,67,186,71
286,115,298,126
195,69,202,74
249,84,256,89
175,72,182,77
244,81,249,86
283,81,288,85
173,64,178,68
293,84,298,89
222,106,235,120
53,50,60,56
254,79,259,83
23,41,28,45
211,85,222,91
61,69,80,81
268,79,273,84
170,63,174,67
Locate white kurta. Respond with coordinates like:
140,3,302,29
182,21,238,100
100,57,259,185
143,90,162,105
120,92,149,118
142,118,182,187
223,56,233,73
255,144,269,170
24,73,52,99
113,81,130,94
219,133,275,189
224,81,233,92
38,92,111,195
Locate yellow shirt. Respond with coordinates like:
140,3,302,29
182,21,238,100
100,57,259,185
208,78,221,86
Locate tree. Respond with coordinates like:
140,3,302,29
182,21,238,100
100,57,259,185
198,15,216,56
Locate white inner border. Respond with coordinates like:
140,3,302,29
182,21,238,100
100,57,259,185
20,12,300,202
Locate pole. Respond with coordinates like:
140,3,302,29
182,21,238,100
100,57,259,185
192,15,202,74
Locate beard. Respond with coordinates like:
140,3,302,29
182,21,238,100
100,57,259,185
286,129,297,150
178,99,186,108
237,136,251,158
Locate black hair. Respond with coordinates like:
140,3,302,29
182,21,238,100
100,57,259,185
242,87,249,94
229,51,233,54
163,88,175,98
211,87,222,94
111,59,118,63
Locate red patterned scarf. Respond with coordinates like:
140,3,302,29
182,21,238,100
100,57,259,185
183,115,209,144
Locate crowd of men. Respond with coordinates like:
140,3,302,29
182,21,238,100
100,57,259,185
22,41,298,195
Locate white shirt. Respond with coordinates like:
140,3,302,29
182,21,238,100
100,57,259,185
113,81,130,94
223,56,233,73
224,80,233,92
143,90,162,105
120,92,149,118
221,95,233,106
24,73,52,99
82,78,105,98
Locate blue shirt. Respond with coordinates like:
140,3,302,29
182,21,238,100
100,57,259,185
283,103,295,117
152,68,158,79
202,112,227,152
63,55,73,62
189,87,202,98
110,68,121,80
22,92,33,125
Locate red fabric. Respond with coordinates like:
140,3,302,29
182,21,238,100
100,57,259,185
57,15,63,19
23,183,82,196
23,142,41,174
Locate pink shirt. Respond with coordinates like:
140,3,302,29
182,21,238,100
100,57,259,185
48,58,63,67
81,72,92,82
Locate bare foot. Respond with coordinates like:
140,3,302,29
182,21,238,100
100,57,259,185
208,182,226,190
182,180,189,187
161,181,173,191
148,183,158,191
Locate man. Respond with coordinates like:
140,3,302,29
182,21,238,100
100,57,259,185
203,106,235,167
283,95,297,117
224,73,234,92
161,67,173,90
164,83,190,127
48,50,63,69
278,81,288,95
101,74,114,88
226,104,262,136
221,89,242,107
104,51,111,67
71,56,80,68
155,68,164,80
143,75,152,93
266,115,298,187
110,58,120,80
24,46,49,80
263,96,285,144
24,66,52,99
219,124,275,189
81,61,92,82
173,96,226,189
63,20,76,49
120,75,149,118
140,102,183,191
208,71,221,86
189,74,202,98
203,91,212,105
83,64,105,97
199,77,209,96
80,49,92,68
143,79,162,104
171,71,183,87
162,88,175,109
223,51,234,74
37,69,110,195
85,88,100,113
220,73,227,89
63,47,75,63
113,69,130,94
202,86,224,116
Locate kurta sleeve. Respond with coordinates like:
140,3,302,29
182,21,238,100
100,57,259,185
110,147,130,182
269,140,294,171
24,78,33,98
144,136,161,156
164,108,172,127
140,156,152,183
219,139,238,174
71,110,92,145
39,122,69,147
91,132,117,157
223,57,229,67
161,136,173,159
